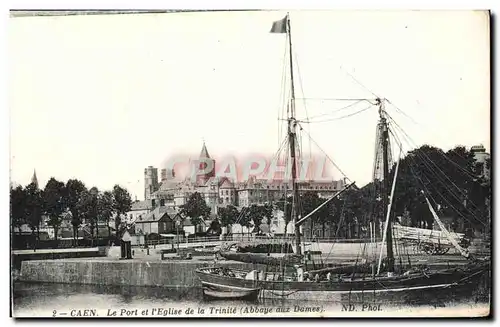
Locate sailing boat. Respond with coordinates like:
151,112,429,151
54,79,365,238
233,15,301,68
195,13,490,301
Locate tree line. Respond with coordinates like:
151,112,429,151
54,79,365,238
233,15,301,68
11,144,489,247
10,178,132,248
179,145,491,238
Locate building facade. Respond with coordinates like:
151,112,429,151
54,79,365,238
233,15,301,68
136,142,346,226
471,144,490,180
134,206,180,235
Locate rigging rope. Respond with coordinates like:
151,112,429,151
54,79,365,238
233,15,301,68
386,99,483,181
324,195,348,261
278,43,288,148
297,123,351,183
303,104,374,124
293,50,313,161
339,65,380,99
390,130,486,230
385,112,483,212
410,161,487,229
404,149,487,229
305,100,366,120
386,113,486,221
297,97,377,101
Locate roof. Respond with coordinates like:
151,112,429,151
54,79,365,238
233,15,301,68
139,206,180,223
238,178,345,191
158,180,179,191
131,200,153,211
199,142,210,159
219,178,235,189
183,218,193,226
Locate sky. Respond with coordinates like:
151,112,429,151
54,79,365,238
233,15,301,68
9,10,490,200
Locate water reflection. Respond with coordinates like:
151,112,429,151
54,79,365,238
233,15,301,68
13,275,490,317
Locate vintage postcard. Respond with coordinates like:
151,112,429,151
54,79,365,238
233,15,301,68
9,9,491,318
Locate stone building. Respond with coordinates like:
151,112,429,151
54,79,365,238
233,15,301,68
130,142,345,230
144,166,159,200
471,144,490,180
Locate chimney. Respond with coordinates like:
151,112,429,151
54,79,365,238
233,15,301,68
161,169,167,181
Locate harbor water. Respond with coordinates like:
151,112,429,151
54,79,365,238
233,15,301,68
13,277,490,318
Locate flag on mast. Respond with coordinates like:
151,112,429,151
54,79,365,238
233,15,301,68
270,15,288,33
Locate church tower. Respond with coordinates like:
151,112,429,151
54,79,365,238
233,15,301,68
197,141,216,185
144,166,159,200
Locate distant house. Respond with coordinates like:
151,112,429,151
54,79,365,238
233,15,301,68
39,210,73,239
134,206,181,235
180,215,218,235
13,224,50,240
126,199,155,224
182,217,195,236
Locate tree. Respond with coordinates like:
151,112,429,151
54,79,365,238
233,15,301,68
24,182,43,248
112,185,132,238
316,196,341,238
218,205,239,228
207,219,222,235
248,203,274,234
276,195,293,236
65,179,87,247
247,205,263,233
238,207,253,237
10,185,27,232
98,191,114,240
77,190,94,245
43,178,66,243
88,187,99,246
299,192,324,238
260,203,274,225
179,192,211,234
276,192,330,239
388,144,488,233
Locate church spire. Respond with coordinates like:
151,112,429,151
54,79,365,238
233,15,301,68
196,140,215,185
199,140,210,159
31,169,38,189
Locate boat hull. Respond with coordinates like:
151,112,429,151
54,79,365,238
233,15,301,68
201,282,261,301
195,264,488,301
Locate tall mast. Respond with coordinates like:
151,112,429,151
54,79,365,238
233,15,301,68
285,14,301,255
378,98,395,273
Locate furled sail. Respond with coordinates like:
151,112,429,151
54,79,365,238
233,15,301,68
306,261,375,276
219,251,302,266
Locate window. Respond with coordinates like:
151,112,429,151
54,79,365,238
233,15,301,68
225,190,229,196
